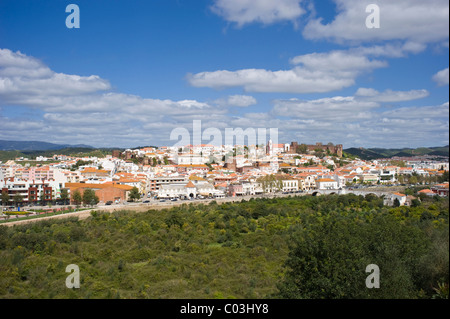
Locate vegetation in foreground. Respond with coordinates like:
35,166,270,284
0,194,448,299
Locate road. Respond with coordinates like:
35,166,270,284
1,192,303,227
2,185,405,227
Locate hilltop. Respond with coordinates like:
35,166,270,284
344,146,449,160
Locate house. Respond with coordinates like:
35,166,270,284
295,173,316,191
358,174,379,184
228,183,244,197
431,183,449,197
418,189,436,197
316,178,339,190
1,179,62,205
65,182,133,204
281,179,299,192
384,192,407,206
157,180,224,199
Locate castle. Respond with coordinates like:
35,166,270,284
289,142,343,157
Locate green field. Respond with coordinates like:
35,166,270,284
0,194,448,299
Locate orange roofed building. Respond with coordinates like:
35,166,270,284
65,182,133,204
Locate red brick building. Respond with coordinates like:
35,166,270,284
65,182,133,204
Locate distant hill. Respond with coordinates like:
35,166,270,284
344,146,449,160
0,140,93,151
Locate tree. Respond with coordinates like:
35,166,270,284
13,193,24,207
409,176,418,185
296,144,308,154
277,213,429,299
60,188,69,205
129,186,140,202
39,191,46,206
411,199,421,207
72,190,82,207
1,191,10,206
82,189,99,207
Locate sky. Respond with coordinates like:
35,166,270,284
0,0,448,149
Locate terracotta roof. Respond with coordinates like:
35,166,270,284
392,192,406,197
418,189,434,193
185,181,196,188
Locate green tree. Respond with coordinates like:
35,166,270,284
296,144,308,154
277,213,429,299
129,187,141,202
39,191,46,206
13,193,24,207
60,188,69,205
409,175,418,185
72,190,82,207
82,189,99,207
1,191,10,206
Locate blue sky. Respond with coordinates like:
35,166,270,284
0,0,448,149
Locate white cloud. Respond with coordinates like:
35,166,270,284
355,88,429,102
272,96,378,121
211,0,305,27
0,49,111,101
215,95,257,107
432,67,449,86
303,0,449,44
0,48,231,147
188,48,387,94
1,48,447,149
268,95,449,148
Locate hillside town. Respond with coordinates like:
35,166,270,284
1,141,449,212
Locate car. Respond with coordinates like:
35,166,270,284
171,198,178,202
143,200,150,203
160,199,166,202
105,201,113,205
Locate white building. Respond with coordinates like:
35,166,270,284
383,192,407,206
176,154,207,165
316,178,339,190
281,179,299,192
157,180,224,199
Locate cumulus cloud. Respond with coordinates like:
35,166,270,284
210,0,305,27
432,67,449,86
268,95,448,148
0,49,111,101
188,48,388,94
272,96,379,121
354,88,429,102
303,0,449,44
0,48,229,147
1,48,447,149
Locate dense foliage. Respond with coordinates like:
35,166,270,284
0,194,448,299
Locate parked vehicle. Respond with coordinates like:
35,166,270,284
105,201,113,205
